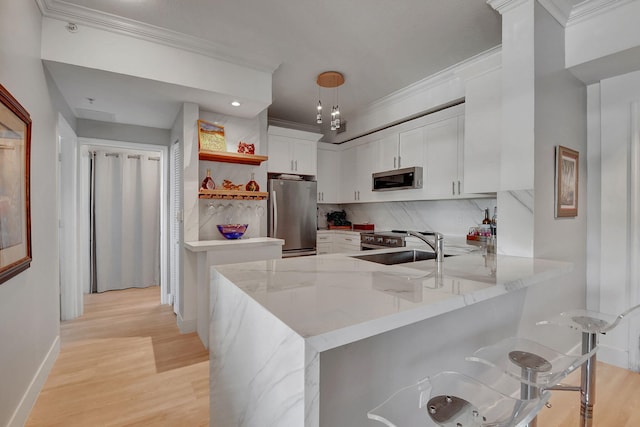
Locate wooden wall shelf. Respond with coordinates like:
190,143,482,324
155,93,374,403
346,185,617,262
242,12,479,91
199,189,268,200
199,151,268,165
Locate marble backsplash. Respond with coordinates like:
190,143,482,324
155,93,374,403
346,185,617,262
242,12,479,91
199,199,267,240
318,198,497,237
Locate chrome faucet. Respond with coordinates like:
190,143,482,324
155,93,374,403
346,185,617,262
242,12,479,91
406,231,444,263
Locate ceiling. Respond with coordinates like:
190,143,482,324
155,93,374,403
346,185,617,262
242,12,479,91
40,0,505,135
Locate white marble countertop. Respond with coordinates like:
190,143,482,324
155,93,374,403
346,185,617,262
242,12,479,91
185,237,284,252
213,249,572,352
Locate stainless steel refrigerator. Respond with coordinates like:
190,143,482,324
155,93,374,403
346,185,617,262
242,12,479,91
268,177,317,257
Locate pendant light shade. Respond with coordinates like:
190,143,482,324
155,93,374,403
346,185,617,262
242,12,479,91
316,71,345,131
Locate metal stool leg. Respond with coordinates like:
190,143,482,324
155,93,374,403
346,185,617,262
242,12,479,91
509,351,552,427
580,332,598,427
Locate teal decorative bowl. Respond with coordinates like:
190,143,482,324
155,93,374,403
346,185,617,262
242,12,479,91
217,224,248,239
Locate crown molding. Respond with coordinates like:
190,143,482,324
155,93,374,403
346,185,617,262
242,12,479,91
567,0,634,26
537,0,572,26
34,0,279,73
487,0,531,14
365,45,502,115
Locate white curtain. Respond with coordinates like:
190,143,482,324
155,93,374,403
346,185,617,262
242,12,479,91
93,150,160,292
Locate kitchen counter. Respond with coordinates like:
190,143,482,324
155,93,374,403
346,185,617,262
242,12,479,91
184,236,284,251
209,249,572,426
184,237,283,346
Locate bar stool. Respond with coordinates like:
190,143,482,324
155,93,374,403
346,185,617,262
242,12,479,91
536,303,640,427
466,335,595,427
367,371,550,427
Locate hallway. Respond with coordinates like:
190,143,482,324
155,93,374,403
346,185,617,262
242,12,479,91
26,287,209,426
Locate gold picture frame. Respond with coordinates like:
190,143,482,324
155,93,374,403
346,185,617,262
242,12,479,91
0,83,32,285
555,145,579,218
197,119,227,152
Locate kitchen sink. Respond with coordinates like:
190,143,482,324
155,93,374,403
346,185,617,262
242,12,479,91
351,249,452,265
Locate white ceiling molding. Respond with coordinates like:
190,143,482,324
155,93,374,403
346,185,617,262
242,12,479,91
34,0,279,73
330,46,502,143
537,0,573,26
367,46,502,114
567,0,635,26
487,0,531,14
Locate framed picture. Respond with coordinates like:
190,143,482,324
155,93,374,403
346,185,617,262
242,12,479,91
197,119,227,152
555,145,579,218
0,83,32,285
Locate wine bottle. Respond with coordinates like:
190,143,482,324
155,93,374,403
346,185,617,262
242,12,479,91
482,208,491,224
491,206,497,236
245,172,260,192
201,169,216,190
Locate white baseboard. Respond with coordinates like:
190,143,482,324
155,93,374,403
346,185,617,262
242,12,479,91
597,344,629,370
177,312,197,334
8,335,60,427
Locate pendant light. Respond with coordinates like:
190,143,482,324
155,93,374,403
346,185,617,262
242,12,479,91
316,71,345,131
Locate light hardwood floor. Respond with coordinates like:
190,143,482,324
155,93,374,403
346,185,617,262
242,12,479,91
537,361,640,426
25,286,640,426
26,287,209,427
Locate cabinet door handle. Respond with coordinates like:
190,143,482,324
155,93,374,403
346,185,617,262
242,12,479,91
394,157,396,169
458,181,461,195
290,160,294,171
354,190,357,200
357,190,360,200
398,156,401,168
452,182,455,195
295,160,298,171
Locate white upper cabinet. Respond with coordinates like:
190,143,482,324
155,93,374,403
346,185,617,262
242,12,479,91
424,116,462,197
463,68,502,193
317,144,339,203
339,145,359,202
374,130,423,172
398,126,425,169
339,143,376,202
375,134,400,172
267,126,323,176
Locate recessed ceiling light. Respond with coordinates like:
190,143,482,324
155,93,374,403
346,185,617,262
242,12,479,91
231,101,241,107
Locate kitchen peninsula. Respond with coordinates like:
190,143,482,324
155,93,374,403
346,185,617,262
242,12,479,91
209,249,572,427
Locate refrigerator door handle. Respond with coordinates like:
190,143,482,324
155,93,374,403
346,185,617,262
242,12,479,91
271,190,278,237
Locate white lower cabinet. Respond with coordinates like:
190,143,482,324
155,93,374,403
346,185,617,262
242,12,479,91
317,231,333,254
333,232,361,253
316,231,361,254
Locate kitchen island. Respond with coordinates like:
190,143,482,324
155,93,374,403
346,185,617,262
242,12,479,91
209,248,572,427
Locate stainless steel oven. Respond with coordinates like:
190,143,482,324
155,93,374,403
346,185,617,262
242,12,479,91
360,232,407,250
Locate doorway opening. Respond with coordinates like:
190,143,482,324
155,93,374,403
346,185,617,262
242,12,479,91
57,128,170,320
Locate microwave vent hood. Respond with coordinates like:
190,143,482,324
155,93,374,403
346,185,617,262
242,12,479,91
372,166,423,191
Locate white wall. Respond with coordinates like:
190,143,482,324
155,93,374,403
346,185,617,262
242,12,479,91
171,102,199,331
588,70,640,369
566,0,640,83
0,1,61,425
77,119,171,146
517,1,588,335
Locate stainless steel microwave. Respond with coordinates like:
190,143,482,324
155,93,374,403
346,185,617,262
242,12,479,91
372,166,423,191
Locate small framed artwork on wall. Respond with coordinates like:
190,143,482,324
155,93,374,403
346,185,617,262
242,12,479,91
0,83,32,285
555,145,579,218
